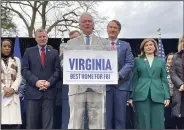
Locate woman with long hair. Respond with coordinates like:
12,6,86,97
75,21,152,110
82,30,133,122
1,39,22,129
129,38,170,129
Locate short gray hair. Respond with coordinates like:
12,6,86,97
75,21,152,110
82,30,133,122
35,28,47,37
79,12,94,24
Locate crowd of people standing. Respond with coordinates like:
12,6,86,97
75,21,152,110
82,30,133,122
1,12,184,129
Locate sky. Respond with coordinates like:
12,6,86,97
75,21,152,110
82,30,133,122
8,1,184,38
97,1,183,38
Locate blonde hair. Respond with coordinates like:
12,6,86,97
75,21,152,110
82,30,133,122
138,38,158,57
177,36,184,52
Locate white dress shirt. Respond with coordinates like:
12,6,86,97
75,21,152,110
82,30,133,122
145,54,154,67
83,33,93,45
108,39,118,49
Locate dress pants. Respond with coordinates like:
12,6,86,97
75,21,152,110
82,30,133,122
106,86,129,129
164,96,176,129
134,91,165,129
26,99,54,129
68,91,105,129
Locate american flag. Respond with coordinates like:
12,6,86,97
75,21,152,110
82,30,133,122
157,37,165,60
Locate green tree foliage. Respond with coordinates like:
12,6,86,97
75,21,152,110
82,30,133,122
1,8,16,30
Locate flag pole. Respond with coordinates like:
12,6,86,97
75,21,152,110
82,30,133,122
157,28,161,38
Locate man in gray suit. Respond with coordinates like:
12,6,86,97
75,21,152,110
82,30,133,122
66,12,108,129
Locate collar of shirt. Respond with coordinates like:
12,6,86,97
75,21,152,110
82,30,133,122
109,39,118,48
83,33,93,45
37,45,47,55
109,39,118,44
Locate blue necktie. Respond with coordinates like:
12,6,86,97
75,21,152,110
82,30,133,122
86,36,90,50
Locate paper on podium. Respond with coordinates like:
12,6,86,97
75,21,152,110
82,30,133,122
63,44,108,128
62,44,118,85
2,96,13,106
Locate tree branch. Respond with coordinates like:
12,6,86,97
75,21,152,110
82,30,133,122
1,3,29,31
8,1,34,8
41,1,48,29
47,18,78,33
18,3,31,21
29,1,37,35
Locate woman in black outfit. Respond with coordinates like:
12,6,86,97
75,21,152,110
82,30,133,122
170,36,184,129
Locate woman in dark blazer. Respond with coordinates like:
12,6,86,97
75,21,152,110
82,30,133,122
129,38,170,129
170,36,184,129
164,52,175,129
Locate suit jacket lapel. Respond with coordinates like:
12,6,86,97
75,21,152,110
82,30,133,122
143,57,152,77
1,58,10,73
89,34,100,49
44,47,51,68
150,57,156,76
91,34,96,45
1,59,6,72
1,58,14,73
7,58,13,69
35,46,43,68
77,35,86,49
116,39,121,57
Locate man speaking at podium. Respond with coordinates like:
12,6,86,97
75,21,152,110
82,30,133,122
66,12,108,129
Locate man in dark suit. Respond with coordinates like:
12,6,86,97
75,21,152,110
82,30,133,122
21,28,61,129
105,20,134,129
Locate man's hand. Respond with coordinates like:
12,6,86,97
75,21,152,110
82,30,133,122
179,84,184,92
36,80,47,90
43,81,50,88
38,80,50,91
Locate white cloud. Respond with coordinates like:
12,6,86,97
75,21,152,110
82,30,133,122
97,1,183,38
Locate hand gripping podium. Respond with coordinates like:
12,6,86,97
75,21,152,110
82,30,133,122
62,44,118,129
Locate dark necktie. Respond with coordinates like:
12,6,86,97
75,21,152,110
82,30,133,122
86,36,90,50
111,41,116,50
41,47,45,67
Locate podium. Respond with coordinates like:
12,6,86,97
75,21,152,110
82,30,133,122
62,44,118,129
